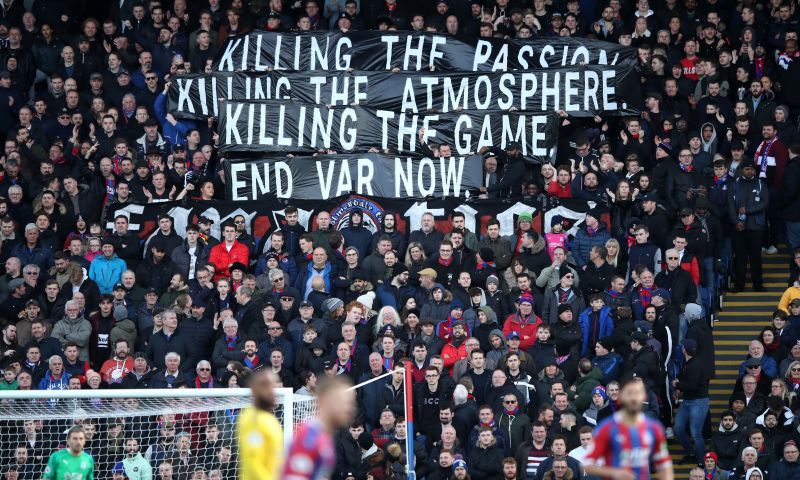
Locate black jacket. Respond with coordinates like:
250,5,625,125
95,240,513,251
627,345,662,391
486,150,525,199
675,356,709,399
655,267,697,310
146,330,188,371
581,261,615,296
686,313,716,380
468,444,504,480
710,422,744,470
776,155,800,222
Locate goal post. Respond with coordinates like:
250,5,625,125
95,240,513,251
0,387,308,448
0,370,415,478
0,387,317,479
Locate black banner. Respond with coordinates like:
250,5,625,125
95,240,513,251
217,100,559,161
224,154,483,201
108,196,600,257
168,67,642,120
213,31,638,72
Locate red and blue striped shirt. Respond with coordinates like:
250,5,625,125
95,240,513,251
584,412,672,479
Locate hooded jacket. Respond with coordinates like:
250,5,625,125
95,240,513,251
486,328,508,369
340,209,373,258
88,253,127,294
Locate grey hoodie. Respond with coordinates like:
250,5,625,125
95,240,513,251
486,328,508,368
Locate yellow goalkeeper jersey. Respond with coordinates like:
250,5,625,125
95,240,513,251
237,406,284,480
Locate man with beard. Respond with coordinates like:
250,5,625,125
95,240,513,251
99,338,134,385
242,338,265,372
367,212,403,258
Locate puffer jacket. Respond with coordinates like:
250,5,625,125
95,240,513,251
88,254,127,294
109,318,138,352
572,222,610,268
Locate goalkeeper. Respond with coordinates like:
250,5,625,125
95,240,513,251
238,370,284,480
42,425,94,480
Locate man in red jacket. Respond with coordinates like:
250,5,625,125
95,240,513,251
208,220,250,281
502,295,542,352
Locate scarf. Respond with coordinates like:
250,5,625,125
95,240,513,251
195,376,214,388
383,356,394,371
559,288,570,304
587,226,597,236
556,353,570,365
479,419,496,428
348,338,358,358
714,175,726,186
504,405,519,415
477,261,495,270
755,57,764,77
705,468,717,480
788,376,800,386
438,256,453,267
627,234,636,248
605,289,623,299
225,335,237,351
338,359,352,373
243,355,260,369
679,163,694,172
630,132,640,139
639,285,654,307
757,136,777,177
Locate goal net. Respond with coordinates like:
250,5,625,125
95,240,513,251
0,388,317,480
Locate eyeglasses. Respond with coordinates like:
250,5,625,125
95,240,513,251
274,277,284,281
503,400,517,404
792,368,800,372
280,297,293,301
747,365,760,369
268,327,282,331
564,275,574,278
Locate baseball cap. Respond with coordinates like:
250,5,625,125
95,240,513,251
419,268,438,278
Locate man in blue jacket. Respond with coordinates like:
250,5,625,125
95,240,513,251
88,240,127,294
578,295,615,358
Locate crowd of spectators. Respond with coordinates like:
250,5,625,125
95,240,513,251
4,0,800,480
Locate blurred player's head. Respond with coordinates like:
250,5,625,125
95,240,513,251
317,376,356,429
620,377,646,415
250,370,278,411
66,425,86,454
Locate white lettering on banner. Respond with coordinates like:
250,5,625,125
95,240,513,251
496,202,540,236
174,70,619,116
454,204,479,233
233,156,471,201
404,202,446,231
216,34,618,72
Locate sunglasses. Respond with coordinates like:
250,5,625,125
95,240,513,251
198,368,211,371
667,257,678,260
503,400,517,404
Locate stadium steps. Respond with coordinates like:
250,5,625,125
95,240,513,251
668,249,788,476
